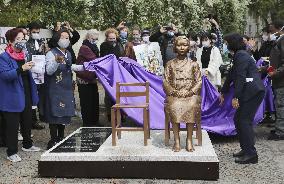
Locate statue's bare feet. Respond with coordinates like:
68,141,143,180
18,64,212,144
172,140,181,152
186,140,195,152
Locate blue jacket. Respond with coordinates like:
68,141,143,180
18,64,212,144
0,52,39,112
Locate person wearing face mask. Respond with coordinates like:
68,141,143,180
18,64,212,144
149,23,180,66
141,30,151,44
116,21,130,48
49,21,80,64
75,30,100,127
45,30,79,149
256,27,275,61
186,33,199,61
100,28,125,58
0,28,41,162
125,26,142,61
196,32,223,89
267,20,284,141
100,28,124,121
220,33,265,164
25,22,46,130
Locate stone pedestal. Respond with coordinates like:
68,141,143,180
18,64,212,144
39,127,219,180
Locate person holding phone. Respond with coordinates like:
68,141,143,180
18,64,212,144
0,28,41,162
150,23,180,66
50,21,80,64
203,15,223,52
117,21,130,48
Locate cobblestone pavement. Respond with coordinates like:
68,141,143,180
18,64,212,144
0,84,283,184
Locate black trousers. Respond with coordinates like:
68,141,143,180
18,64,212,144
234,91,265,156
1,107,33,156
32,84,46,123
49,124,65,142
0,113,5,146
78,84,99,127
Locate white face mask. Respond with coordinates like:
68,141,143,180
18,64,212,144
31,33,41,40
270,34,277,41
58,39,70,49
202,40,211,48
196,40,200,45
142,36,150,43
190,41,196,46
262,34,268,41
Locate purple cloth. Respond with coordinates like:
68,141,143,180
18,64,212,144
84,55,275,136
256,58,275,113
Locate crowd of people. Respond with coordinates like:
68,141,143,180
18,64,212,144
0,17,283,165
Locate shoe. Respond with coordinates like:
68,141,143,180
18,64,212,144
21,146,41,152
233,150,245,157
32,123,45,130
268,132,284,140
235,154,258,164
18,132,23,141
7,154,22,162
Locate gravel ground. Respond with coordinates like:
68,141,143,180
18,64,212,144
0,84,283,184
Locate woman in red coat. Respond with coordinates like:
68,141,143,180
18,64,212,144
76,30,100,127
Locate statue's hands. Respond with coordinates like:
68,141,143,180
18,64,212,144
177,90,194,98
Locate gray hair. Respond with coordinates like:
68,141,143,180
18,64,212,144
85,29,99,40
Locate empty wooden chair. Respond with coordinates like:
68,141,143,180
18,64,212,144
111,82,150,146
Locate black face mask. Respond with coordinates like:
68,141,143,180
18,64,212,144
14,42,26,50
108,41,116,47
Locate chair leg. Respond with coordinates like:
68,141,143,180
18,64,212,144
147,109,150,139
143,108,147,146
117,109,121,139
165,111,170,146
197,122,202,146
111,108,116,146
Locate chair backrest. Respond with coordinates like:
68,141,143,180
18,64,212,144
116,82,150,104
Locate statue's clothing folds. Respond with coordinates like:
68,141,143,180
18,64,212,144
163,58,202,124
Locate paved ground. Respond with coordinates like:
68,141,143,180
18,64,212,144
0,84,284,184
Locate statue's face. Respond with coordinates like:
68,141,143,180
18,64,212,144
175,38,190,56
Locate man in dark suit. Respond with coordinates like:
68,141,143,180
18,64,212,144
220,33,265,164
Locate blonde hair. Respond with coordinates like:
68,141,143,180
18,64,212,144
85,29,99,40
105,28,119,40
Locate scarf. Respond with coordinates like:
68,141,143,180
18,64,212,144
82,40,100,57
5,44,25,61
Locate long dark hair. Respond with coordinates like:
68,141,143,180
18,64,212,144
48,30,70,49
224,33,246,52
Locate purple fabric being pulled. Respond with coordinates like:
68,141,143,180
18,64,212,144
84,55,275,136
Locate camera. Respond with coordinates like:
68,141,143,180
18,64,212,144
124,21,132,27
163,26,173,31
61,22,67,28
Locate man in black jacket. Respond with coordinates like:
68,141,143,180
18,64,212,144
267,20,284,140
149,23,179,66
25,22,45,130
221,33,265,164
